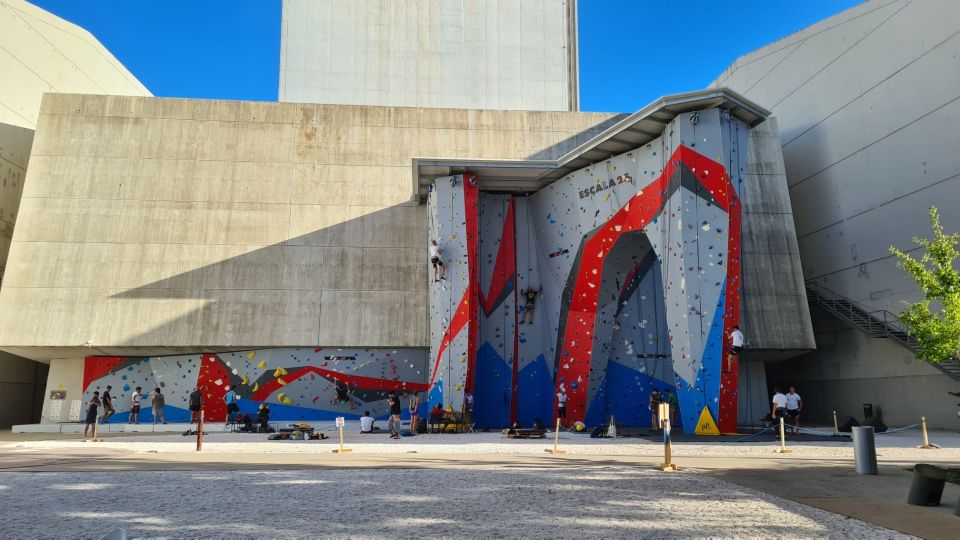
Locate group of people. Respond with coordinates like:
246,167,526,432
84,386,169,435
771,386,803,433
358,391,478,437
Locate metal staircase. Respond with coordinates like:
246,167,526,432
806,281,960,381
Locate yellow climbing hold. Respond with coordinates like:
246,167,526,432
257,359,267,369
240,374,249,385
273,367,287,377
252,382,260,392
247,351,256,360
694,406,720,436
277,377,288,386
277,392,293,405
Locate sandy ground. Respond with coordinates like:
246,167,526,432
5,423,959,463
0,467,913,539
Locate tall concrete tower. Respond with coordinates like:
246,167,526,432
279,0,579,111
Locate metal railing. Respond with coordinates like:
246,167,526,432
805,280,960,381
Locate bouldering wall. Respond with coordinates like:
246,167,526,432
82,348,429,422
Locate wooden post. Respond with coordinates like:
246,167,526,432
333,417,352,453
196,410,204,452
916,416,940,449
657,402,677,471
832,410,839,434
544,417,566,455
87,415,102,443
775,416,791,453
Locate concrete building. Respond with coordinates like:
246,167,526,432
279,0,579,111
712,0,960,428
0,0,149,426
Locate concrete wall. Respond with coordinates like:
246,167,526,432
712,0,960,427
39,357,83,424
279,0,578,111
0,94,618,361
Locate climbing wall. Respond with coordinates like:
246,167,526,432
427,175,479,413
425,108,747,433
82,348,429,422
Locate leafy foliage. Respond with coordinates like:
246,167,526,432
889,207,960,363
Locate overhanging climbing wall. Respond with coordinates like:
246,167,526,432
427,107,747,434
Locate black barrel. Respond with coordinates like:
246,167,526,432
906,464,947,506
851,426,878,475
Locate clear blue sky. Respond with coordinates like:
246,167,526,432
29,0,861,112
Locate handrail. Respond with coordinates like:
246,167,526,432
806,280,959,380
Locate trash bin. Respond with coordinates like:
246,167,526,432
906,464,947,507
862,403,874,420
851,426,877,475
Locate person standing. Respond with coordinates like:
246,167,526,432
83,391,102,439
408,392,420,436
785,386,803,434
101,385,115,423
556,385,568,422
128,387,142,424
188,386,203,425
150,387,167,425
664,388,678,426
463,390,474,428
726,325,744,373
429,240,446,282
771,387,788,428
224,385,239,423
387,391,402,439
649,388,663,430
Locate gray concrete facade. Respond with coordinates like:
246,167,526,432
279,0,579,111
0,94,618,362
712,0,960,428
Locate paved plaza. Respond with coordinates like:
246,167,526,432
1,426,957,538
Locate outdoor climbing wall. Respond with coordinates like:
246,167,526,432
425,108,747,433
427,175,479,413
475,193,516,428
82,348,429,422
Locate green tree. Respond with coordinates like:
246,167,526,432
889,207,960,364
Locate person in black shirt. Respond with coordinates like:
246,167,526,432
101,386,115,422
519,286,540,324
257,404,271,432
188,387,203,424
387,391,402,439
83,391,102,438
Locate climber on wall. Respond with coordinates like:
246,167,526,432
429,240,447,282
726,325,744,374
519,286,541,324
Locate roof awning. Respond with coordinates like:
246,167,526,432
412,87,770,199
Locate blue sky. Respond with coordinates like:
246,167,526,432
29,0,861,112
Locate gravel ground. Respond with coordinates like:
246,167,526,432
5,424,958,462
0,467,912,539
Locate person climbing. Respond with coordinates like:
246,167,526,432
331,378,353,409
726,325,744,373
429,240,446,282
408,392,420,436
649,388,663,430
128,387,142,425
101,385,115,423
519,286,541,324
83,391,102,439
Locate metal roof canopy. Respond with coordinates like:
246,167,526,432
412,87,770,200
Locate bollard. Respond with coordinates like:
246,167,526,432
916,417,940,449
332,424,352,453
657,402,678,471
774,417,791,453
851,426,878,475
544,418,566,455
196,410,204,452
832,410,840,434
87,415,102,443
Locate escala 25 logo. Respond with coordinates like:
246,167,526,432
577,173,633,199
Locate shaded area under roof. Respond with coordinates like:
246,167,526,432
412,88,770,199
